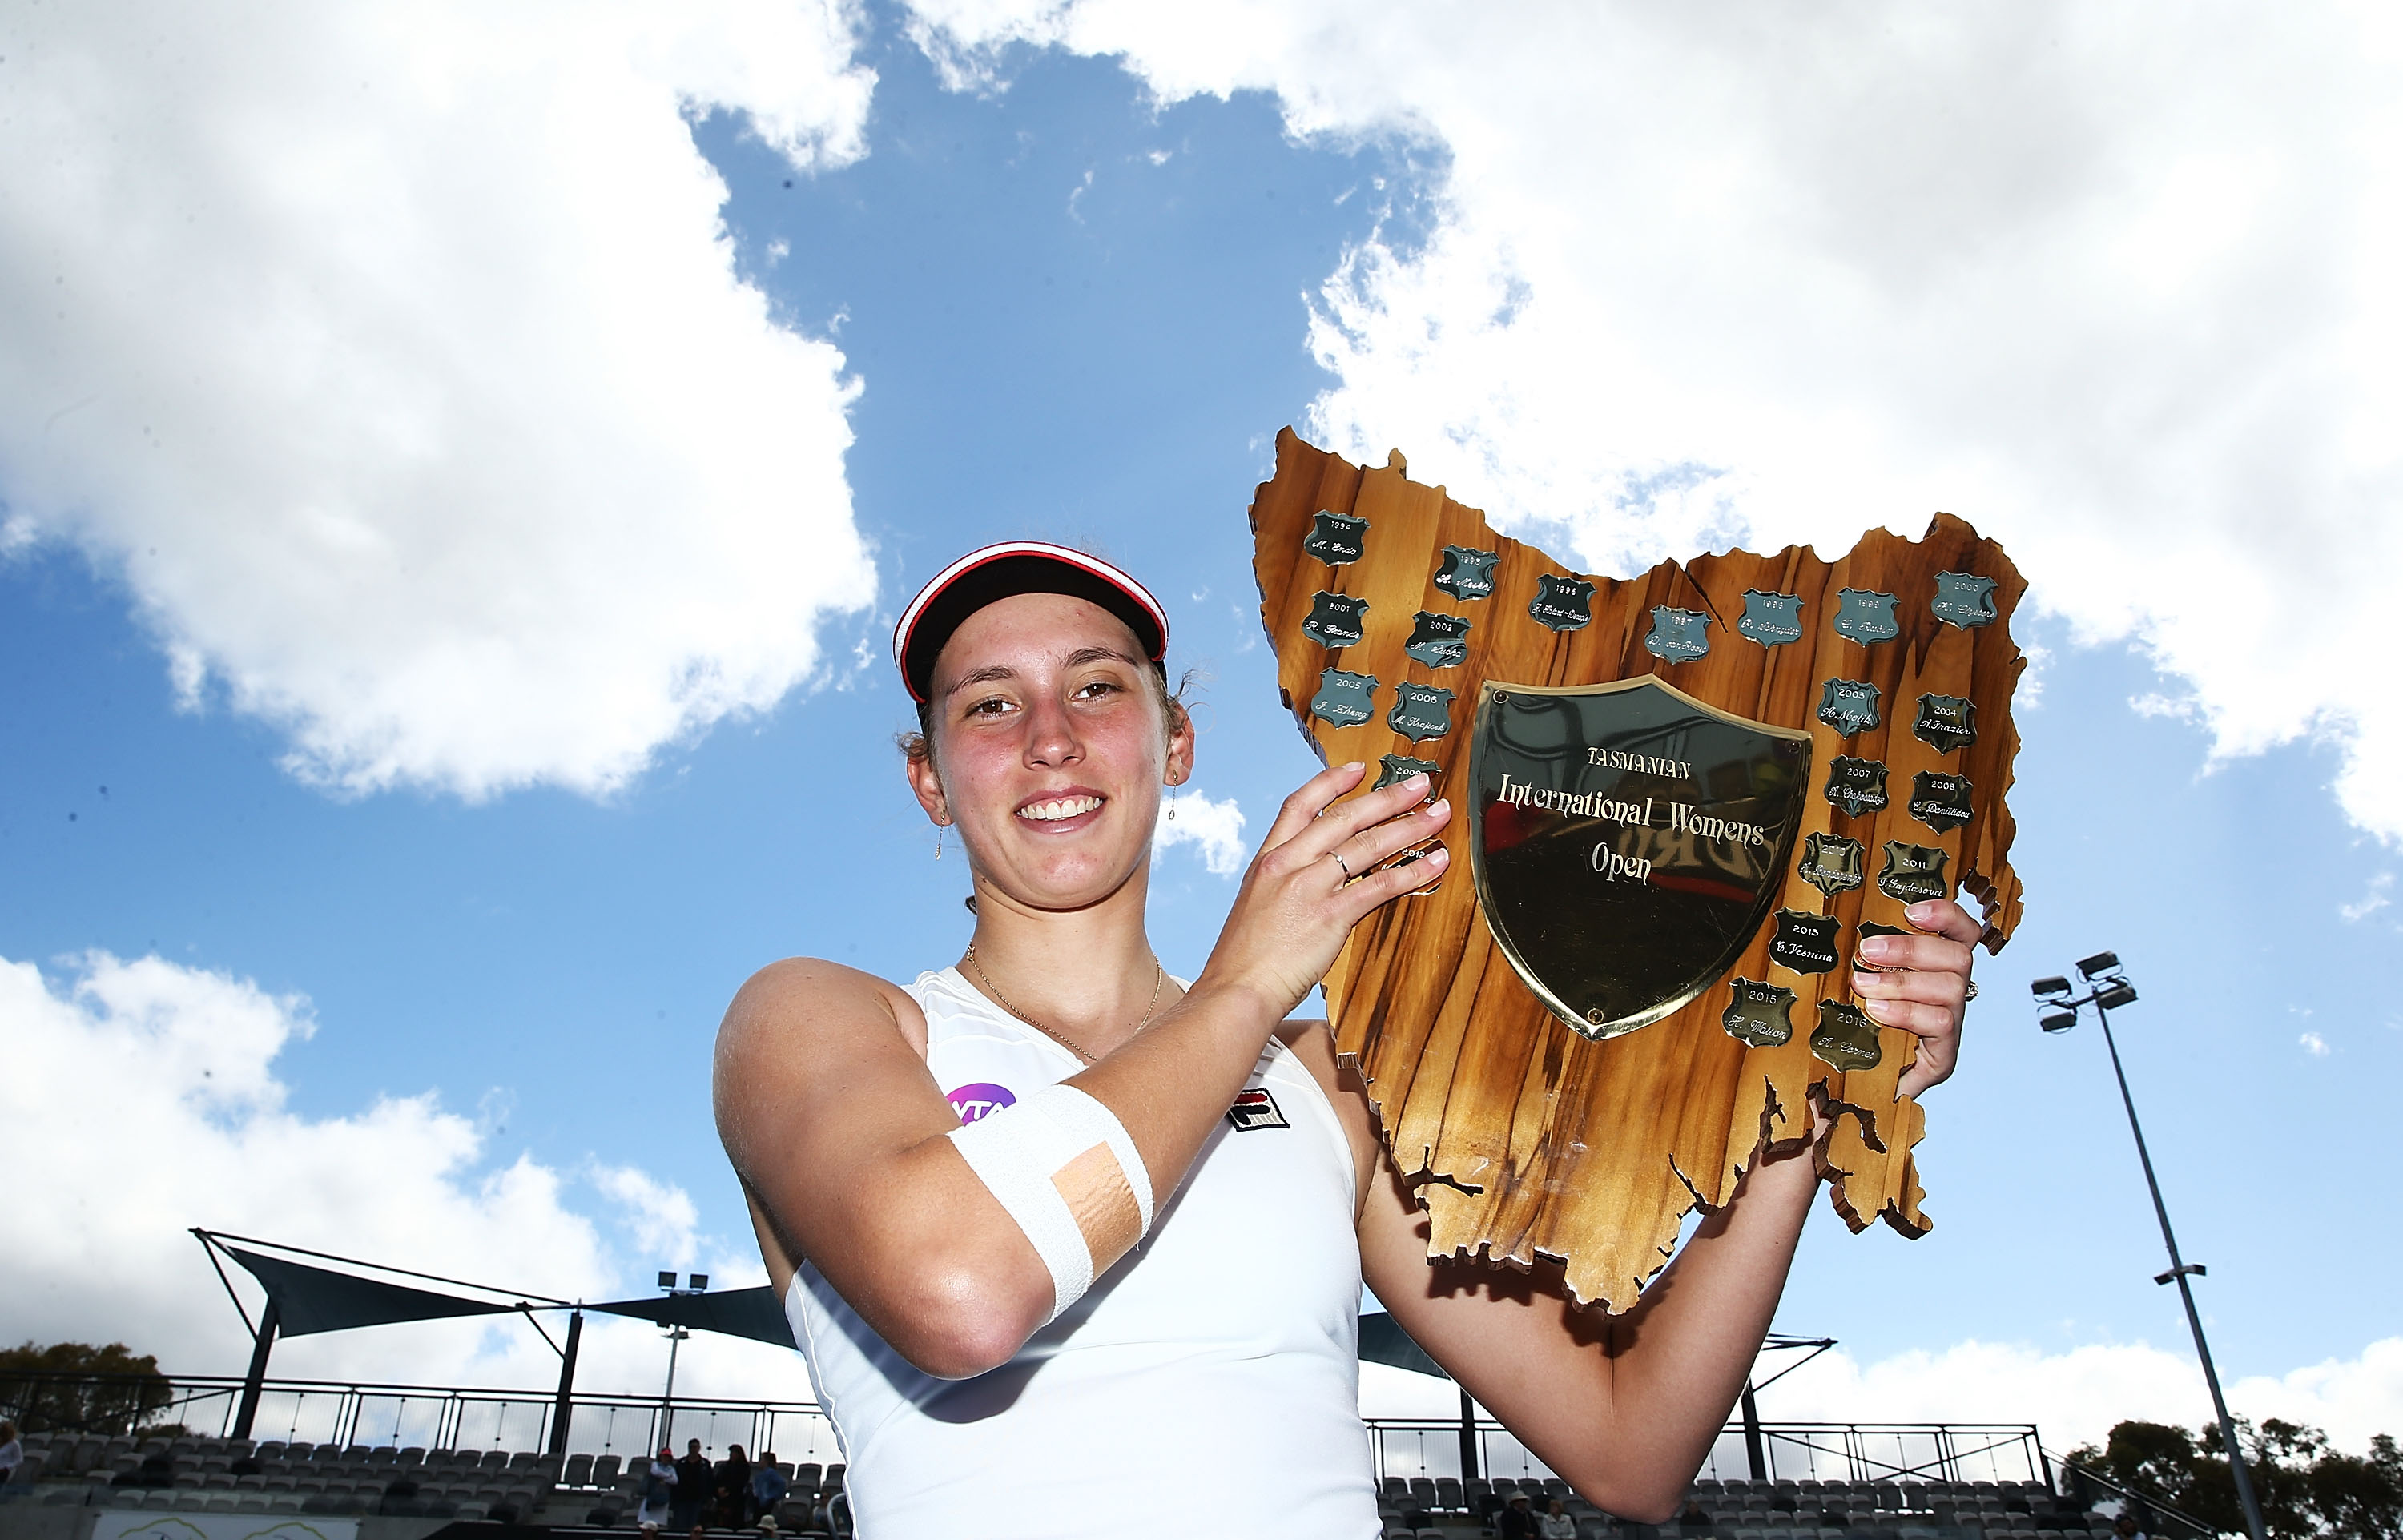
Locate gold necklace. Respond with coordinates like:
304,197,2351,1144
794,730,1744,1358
964,943,1166,1064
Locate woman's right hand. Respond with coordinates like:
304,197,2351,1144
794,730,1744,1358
1195,761,1453,1018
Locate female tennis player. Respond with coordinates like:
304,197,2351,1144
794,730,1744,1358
715,542,1979,1539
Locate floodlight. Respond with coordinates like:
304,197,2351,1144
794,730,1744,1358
657,1270,676,1289
2031,975,2071,998
2040,1009,2079,1033
690,1273,709,1291
2095,981,2139,1011
2076,951,2121,979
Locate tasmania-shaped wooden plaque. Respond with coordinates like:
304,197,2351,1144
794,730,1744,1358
1250,428,2026,1309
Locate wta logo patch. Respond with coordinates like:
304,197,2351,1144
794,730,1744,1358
948,1083,1016,1123
1225,1088,1289,1132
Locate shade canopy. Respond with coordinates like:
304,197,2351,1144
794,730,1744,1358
1358,1311,1447,1380
586,1287,797,1350
222,1233,1394,1369
227,1246,521,1337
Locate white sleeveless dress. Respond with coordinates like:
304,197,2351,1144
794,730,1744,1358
783,967,1379,1539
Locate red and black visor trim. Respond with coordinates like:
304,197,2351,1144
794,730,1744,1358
892,541,1169,704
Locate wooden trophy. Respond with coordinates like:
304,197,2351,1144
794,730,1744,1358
1248,428,2026,1309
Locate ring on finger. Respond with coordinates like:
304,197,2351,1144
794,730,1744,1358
1331,851,1352,880
1962,980,1978,1002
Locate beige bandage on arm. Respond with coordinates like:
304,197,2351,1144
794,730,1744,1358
944,1083,1155,1322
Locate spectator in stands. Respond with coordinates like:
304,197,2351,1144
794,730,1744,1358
671,1440,710,1533
1541,1497,1581,1538
715,543,1981,1540
1679,1496,1715,1532
0,1421,21,1496
637,1446,676,1531
751,1454,787,1526
1499,1493,1539,1538
2112,1514,2148,1540
714,1444,752,1527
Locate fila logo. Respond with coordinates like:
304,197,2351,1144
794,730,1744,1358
1225,1088,1289,1132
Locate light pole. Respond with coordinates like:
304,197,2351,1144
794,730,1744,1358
656,1270,707,1452
2035,954,2266,1540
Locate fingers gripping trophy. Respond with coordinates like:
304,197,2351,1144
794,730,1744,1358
714,455,2012,1538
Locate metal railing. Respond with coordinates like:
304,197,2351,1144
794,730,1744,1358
2050,1455,2217,1539
1363,1418,2047,1489
10,1372,2039,1494
1,1373,842,1470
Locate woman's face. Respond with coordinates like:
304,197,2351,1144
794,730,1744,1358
908,591,1192,914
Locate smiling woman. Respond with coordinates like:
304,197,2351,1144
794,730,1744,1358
710,541,1979,1539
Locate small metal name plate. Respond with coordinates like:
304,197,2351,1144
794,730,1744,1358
1817,678,1882,737
1434,545,1499,601
1302,591,1369,649
1304,510,1368,565
1738,590,1805,647
1833,589,1901,645
1528,574,1595,633
1310,668,1378,727
1721,978,1797,1047
1405,611,1473,669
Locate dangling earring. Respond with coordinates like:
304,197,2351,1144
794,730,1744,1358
935,824,946,860
1167,791,1177,822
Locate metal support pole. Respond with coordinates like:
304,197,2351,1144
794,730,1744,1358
2094,1002,2267,1540
660,1326,687,1452
231,1301,280,1440
1458,1386,1479,1483
1741,1381,1767,1481
549,1310,583,1458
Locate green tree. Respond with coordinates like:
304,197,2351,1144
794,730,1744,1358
0,1342,175,1437
2309,1434,2403,1540
2068,1417,2402,1539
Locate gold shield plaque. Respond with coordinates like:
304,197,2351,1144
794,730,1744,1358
1247,431,2026,1309
1469,678,1812,1039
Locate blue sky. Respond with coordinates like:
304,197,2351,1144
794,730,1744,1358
3,1,2397,1454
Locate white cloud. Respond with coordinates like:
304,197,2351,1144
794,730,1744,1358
0,0,879,800
0,948,801,1403
1153,788,1249,875
1757,1337,2403,1458
2340,872,2393,923
2299,1031,2331,1057
904,1,2403,842
590,1165,703,1272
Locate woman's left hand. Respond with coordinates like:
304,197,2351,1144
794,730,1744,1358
1850,898,1984,1099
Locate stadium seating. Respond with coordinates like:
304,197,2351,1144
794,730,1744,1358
4,1427,2125,1540
1,1430,852,1537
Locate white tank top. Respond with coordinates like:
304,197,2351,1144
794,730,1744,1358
784,967,1378,1540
